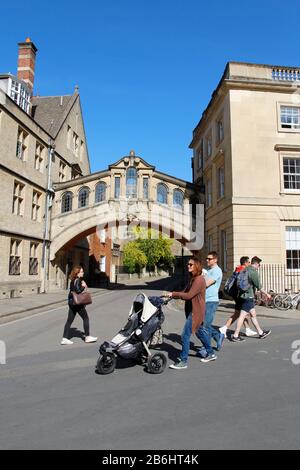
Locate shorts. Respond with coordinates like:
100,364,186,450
237,298,255,313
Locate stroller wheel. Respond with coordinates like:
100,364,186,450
96,353,116,375
147,352,167,374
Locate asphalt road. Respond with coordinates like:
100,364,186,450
0,277,299,450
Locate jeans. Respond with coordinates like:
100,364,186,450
204,301,220,343
196,326,215,356
195,301,220,355
180,313,214,362
180,314,193,363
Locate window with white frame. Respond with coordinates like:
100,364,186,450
218,167,225,198
100,255,106,272
280,106,300,130
114,176,121,199
95,182,106,203
173,189,184,208
283,157,300,190
59,161,66,182
78,187,89,208
61,192,73,213
216,118,224,143
206,179,212,207
9,79,30,113
29,242,39,275
16,128,28,160
32,190,41,221
9,239,22,275
34,142,44,172
157,183,168,204
126,167,137,198
12,181,25,215
143,177,149,199
286,227,300,269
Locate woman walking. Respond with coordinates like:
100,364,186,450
168,256,208,369
61,266,97,345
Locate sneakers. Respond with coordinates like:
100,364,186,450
61,338,73,345
219,326,227,335
231,335,245,342
85,336,98,343
169,360,188,369
245,328,257,337
200,354,217,363
216,333,225,351
259,329,271,339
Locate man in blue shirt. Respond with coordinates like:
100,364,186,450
196,251,223,362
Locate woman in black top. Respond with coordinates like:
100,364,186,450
61,266,97,345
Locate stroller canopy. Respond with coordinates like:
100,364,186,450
129,293,158,323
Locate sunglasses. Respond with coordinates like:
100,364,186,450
206,257,214,261
187,263,195,267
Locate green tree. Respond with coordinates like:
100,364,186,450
130,227,175,273
123,241,147,274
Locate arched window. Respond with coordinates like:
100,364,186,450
173,189,184,208
126,167,137,198
157,183,168,204
78,186,89,208
61,192,73,213
95,182,106,203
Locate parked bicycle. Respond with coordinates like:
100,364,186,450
255,290,276,308
273,290,300,310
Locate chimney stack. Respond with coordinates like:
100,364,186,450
17,38,38,94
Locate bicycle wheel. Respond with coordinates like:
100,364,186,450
273,294,291,310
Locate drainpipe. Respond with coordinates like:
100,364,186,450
41,139,55,293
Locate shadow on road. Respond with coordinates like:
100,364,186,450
109,274,184,292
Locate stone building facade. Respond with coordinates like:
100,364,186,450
190,62,300,278
0,39,91,298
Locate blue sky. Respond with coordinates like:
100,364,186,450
1,0,300,181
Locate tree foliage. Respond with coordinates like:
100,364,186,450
123,228,175,274
123,241,147,274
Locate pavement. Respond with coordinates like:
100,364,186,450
1,275,300,323
0,274,182,324
1,277,299,450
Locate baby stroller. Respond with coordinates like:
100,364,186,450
96,293,170,375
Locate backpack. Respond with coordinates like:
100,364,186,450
224,271,239,298
236,269,251,293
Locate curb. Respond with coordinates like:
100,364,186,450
217,306,300,321
0,289,108,320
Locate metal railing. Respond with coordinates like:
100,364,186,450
259,264,300,293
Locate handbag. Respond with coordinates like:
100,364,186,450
71,290,92,306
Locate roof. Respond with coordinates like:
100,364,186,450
31,94,77,138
